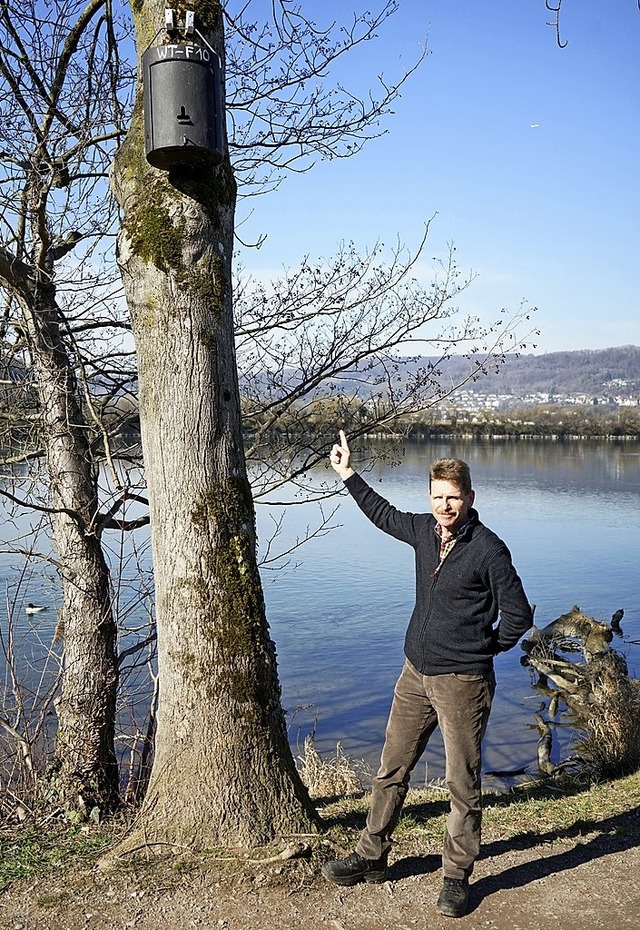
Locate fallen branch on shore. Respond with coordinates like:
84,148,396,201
521,605,640,778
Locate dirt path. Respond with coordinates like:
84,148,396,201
3,824,639,930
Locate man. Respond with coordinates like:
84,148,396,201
322,431,533,918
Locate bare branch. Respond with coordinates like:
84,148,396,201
545,0,568,48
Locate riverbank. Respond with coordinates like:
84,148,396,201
2,771,639,929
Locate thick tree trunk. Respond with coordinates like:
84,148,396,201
26,283,119,813
109,1,318,850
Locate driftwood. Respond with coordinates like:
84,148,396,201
521,605,640,778
521,604,613,663
534,714,555,776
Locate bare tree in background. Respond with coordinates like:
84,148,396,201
235,232,536,504
0,0,137,813
224,0,425,198
223,1,535,510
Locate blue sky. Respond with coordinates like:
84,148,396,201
237,1,639,355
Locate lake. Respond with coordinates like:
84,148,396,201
2,438,639,786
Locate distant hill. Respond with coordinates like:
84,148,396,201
319,346,640,402
264,346,640,407
423,345,640,397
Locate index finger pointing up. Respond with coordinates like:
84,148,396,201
339,429,349,450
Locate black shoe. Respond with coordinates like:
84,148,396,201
436,877,469,918
321,851,388,887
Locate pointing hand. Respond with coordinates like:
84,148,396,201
330,429,354,479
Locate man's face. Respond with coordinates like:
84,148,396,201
429,479,475,537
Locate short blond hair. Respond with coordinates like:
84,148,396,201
429,458,472,495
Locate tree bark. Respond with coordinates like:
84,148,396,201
24,280,119,813
110,0,318,850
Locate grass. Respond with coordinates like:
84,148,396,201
1,770,639,895
297,734,371,799
0,821,116,893
319,769,640,855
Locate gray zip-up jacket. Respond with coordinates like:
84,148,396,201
344,473,533,676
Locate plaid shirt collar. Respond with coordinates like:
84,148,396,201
433,518,472,572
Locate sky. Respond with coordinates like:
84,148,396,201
236,0,640,356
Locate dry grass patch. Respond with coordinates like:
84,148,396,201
297,735,371,799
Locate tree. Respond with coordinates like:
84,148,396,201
110,0,321,849
0,0,137,813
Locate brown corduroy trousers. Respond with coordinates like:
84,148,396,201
356,659,495,879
